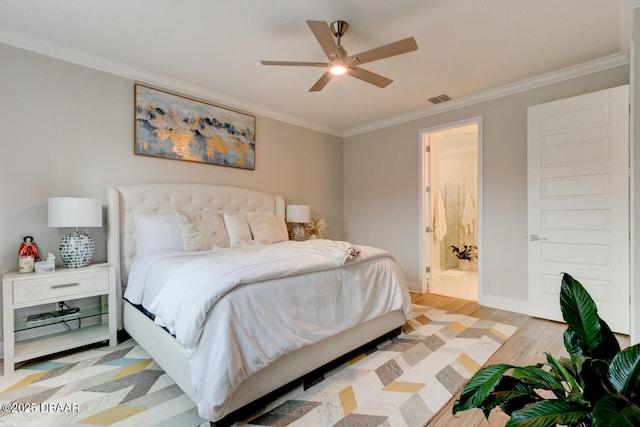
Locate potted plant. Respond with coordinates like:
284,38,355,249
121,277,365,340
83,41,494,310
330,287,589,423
450,244,478,270
452,273,640,426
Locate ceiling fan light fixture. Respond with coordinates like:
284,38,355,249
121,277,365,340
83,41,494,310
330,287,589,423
260,19,418,91
330,63,347,75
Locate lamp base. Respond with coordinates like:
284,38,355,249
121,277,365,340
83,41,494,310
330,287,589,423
289,223,307,241
59,230,94,268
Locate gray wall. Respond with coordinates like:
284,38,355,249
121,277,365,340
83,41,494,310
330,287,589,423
0,43,344,275
0,40,635,333
344,65,629,308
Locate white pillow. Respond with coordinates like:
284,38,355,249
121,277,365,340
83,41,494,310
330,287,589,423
176,209,230,251
223,213,253,245
135,214,184,256
245,212,288,244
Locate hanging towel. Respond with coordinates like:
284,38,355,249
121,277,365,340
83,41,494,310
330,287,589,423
461,193,476,235
434,189,447,241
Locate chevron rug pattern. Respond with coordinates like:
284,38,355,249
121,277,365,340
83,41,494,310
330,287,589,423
0,305,516,427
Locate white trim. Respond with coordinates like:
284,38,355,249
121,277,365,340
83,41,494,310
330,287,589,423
630,36,637,343
0,26,629,139
418,131,429,294
478,294,528,316
627,0,640,9
418,116,483,299
345,54,629,138
405,281,420,293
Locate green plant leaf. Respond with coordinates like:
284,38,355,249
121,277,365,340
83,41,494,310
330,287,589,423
546,352,581,394
505,400,591,427
569,354,588,379
484,390,539,417
593,319,622,360
512,366,567,396
453,364,513,415
484,376,540,417
560,273,601,353
560,273,619,360
609,344,640,397
592,394,640,426
581,358,612,405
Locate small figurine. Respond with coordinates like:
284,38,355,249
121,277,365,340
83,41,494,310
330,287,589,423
18,235,39,260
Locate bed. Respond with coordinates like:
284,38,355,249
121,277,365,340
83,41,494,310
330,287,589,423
106,183,411,424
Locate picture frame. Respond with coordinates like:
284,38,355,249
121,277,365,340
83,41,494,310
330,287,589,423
134,84,255,170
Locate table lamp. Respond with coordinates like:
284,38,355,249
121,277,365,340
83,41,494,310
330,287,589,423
48,197,102,268
286,205,310,241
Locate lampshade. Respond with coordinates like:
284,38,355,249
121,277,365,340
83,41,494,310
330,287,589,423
48,197,102,228
286,205,311,223
48,197,102,268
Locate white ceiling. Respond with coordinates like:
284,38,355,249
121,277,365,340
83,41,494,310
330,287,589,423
0,0,633,136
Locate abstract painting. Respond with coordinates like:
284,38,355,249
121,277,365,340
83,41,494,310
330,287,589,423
134,84,255,169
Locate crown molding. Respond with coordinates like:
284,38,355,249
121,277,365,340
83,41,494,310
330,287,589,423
0,29,343,137
626,0,640,9
1,27,630,140
342,53,630,138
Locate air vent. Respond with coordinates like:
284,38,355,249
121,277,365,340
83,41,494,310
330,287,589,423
428,93,453,104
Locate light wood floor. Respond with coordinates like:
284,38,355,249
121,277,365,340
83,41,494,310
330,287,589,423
412,292,631,427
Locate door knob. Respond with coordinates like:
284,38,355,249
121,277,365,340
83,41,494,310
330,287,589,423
528,234,548,241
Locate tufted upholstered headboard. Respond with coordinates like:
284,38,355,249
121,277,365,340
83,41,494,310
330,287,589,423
106,183,285,328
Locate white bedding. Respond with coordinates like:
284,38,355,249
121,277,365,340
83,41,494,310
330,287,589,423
124,240,411,420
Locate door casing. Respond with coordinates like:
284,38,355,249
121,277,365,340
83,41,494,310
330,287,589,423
418,116,483,296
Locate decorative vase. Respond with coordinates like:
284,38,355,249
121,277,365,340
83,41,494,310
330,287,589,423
458,258,470,271
59,230,95,268
289,223,307,241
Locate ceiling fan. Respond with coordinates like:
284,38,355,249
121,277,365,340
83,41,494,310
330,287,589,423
260,20,418,92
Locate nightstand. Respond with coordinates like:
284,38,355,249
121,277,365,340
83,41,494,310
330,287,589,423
2,264,117,376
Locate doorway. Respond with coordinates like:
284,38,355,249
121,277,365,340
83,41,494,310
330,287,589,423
419,117,482,300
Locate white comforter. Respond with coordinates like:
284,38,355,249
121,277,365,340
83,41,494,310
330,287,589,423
125,240,411,420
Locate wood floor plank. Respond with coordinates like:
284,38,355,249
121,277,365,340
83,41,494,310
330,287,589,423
414,292,630,427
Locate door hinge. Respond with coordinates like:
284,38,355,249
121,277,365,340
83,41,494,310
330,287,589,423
426,266,431,273
426,185,431,193
426,145,431,153
426,226,432,233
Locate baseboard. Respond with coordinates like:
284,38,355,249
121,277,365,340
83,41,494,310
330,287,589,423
478,294,528,316
406,280,423,294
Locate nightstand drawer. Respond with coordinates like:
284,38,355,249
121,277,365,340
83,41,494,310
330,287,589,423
13,271,109,304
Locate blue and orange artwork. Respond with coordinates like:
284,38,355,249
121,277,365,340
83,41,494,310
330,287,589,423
135,85,255,169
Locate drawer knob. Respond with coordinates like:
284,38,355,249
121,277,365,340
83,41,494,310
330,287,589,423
50,283,80,289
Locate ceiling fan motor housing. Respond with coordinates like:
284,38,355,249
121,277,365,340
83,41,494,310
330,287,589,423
260,19,418,91
330,20,349,39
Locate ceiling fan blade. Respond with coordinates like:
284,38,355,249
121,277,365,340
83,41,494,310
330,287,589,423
309,71,333,92
348,37,418,66
306,20,339,60
261,60,328,67
347,66,393,88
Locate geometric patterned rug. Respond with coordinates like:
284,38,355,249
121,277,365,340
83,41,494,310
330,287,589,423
0,304,516,427
238,304,517,426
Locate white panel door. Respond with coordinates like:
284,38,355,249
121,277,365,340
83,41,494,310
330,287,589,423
527,85,629,334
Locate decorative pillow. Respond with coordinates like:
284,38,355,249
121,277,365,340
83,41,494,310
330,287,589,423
245,212,288,244
223,213,253,245
135,214,184,256
176,209,229,251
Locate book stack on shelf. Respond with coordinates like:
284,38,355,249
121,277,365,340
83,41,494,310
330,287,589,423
26,308,80,324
